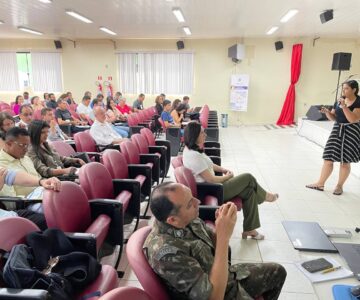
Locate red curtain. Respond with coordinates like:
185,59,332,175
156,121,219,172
276,44,303,125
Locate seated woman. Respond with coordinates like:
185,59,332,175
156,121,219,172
116,98,132,115
31,96,44,111
155,95,164,115
0,112,15,150
171,103,187,126
182,121,279,240
27,120,85,178
13,95,24,115
170,98,181,113
105,96,129,138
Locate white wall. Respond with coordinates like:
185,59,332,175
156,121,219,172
0,37,359,124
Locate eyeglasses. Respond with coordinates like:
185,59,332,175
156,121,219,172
22,113,33,117
13,141,29,149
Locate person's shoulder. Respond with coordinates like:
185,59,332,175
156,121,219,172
145,232,184,261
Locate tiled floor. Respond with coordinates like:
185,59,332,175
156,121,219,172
108,125,360,299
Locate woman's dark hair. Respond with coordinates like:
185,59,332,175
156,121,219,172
0,112,15,139
28,120,51,163
163,100,171,107
176,103,187,113
344,80,359,95
31,96,39,105
184,121,203,153
15,95,22,104
106,96,114,111
171,99,181,111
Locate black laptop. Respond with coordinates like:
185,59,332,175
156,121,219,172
334,243,360,281
282,221,338,253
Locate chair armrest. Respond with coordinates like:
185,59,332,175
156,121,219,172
139,154,160,165
196,182,224,205
56,174,78,181
208,155,221,166
0,196,41,210
204,141,220,148
198,205,218,222
138,122,150,128
204,147,221,157
65,232,97,258
0,289,48,299
89,199,123,246
96,144,120,152
129,126,144,136
59,124,72,136
148,145,166,156
112,179,141,218
127,164,152,179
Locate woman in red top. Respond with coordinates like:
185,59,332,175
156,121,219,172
116,98,132,115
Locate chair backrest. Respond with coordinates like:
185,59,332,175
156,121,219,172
171,156,183,169
50,140,76,157
131,133,149,154
140,127,156,146
43,181,91,232
174,166,198,197
78,162,114,199
32,109,42,120
127,226,170,300
99,287,153,300
74,131,97,152
126,114,137,127
102,149,129,179
0,217,39,252
120,140,140,164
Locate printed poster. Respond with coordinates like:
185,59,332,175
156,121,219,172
230,74,249,112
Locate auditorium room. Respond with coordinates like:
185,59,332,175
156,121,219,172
1,0,360,299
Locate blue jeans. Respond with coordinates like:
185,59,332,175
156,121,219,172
112,125,129,138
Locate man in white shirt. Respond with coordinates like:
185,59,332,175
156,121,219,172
76,95,94,121
15,105,33,130
90,107,127,145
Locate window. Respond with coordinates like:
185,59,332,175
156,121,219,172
16,52,32,89
118,52,194,95
0,52,20,91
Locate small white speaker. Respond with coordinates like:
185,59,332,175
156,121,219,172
228,44,245,63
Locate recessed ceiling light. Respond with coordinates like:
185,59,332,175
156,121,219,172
0,20,4,25
172,8,185,23
280,9,299,23
183,26,191,35
38,0,52,3
266,26,279,35
99,27,117,36
65,10,93,23
18,26,43,35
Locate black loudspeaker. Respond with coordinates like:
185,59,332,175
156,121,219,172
176,40,184,50
275,41,283,51
320,9,333,24
332,52,352,71
306,105,332,121
54,40,62,49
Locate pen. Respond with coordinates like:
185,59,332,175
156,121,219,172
321,266,342,274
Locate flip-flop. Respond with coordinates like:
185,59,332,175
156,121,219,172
333,187,343,195
306,184,324,191
242,232,265,240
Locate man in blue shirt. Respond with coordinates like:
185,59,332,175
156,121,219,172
161,100,184,135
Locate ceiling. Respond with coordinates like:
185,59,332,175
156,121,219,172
0,0,360,39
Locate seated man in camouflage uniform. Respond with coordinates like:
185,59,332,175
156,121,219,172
144,182,287,300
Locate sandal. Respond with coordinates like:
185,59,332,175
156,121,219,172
305,184,324,191
333,186,343,195
242,231,265,240
265,193,279,202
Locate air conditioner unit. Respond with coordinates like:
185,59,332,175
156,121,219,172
228,44,245,63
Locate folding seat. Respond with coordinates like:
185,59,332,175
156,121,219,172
120,140,160,185
131,133,168,181
50,140,91,163
99,287,152,300
74,131,119,156
78,162,141,233
42,181,124,274
0,217,118,300
125,114,143,136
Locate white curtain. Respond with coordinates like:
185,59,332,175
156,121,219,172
31,52,63,92
0,52,20,91
118,52,193,95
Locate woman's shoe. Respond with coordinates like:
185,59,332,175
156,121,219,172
265,193,279,202
305,184,324,191
242,231,265,240
333,186,343,195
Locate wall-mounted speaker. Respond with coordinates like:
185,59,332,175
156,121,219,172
331,52,352,71
275,41,283,51
54,40,62,49
176,40,184,50
227,44,245,63
320,9,333,24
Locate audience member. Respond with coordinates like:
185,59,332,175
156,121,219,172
16,105,33,130
182,95,192,112
116,98,132,115
23,91,30,105
161,100,179,129
41,108,69,141
46,93,57,109
183,121,279,240
171,99,181,112
0,112,15,149
84,91,92,98
105,97,129,137
133,93,145,112
76,95,93,121
43,93,49,103
28,120,84,178
55,99,88,133
90,93,104,108
171,103,187,126
144,182,287,300
13,95,24,115
155,95,164,115
66,91,76,106
31,96,44,111
113,91,122,105
90,107,127,145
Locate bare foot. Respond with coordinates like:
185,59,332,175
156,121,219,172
265,192,279,202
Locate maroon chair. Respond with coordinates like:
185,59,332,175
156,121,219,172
42,181,124,274
78,162,141,232
174,166,242,210
0,217,118,300
50,140,91,163
171,156,183,169
99,287,153,300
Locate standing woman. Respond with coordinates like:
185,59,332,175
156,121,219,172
155,95,164,115
13,95,24,115
31,96,44,111
307,80,360,195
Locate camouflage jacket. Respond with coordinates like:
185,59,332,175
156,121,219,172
144,218,254,300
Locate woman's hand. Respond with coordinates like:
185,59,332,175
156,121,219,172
338,97,346,109
225,170,234,179
320,107,330,114
39,177,61,191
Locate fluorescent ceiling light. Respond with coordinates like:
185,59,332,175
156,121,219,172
183,26,191,35
172,8,185,23
100,27,117,36
266,26,279,35
18,26,43,35
280,9,299,23
65,10,93,23
38,0,52,3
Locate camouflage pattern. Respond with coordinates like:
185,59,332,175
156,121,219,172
144,218,287,300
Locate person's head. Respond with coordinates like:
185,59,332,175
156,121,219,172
118,98,126,107
4,127,30,159
66,92,73,99
57,99,67,110
28,120,50,147
155,95,164,105
31,96,40,106
114,92,122,100
43,93,49,100
49,93,56,101
19,105,33,124
0,112,15,134
92,98,102,108
150,182,200,228
184,121,206,152
93,106,106,123
163,100,171,112
175,103,187,115
96,93,104,101
160,93,166,98
84,91,92,98
182,96,190,104
343,80,359,98
171,99,181,111
82,95,91,107
59,93,68,101
138,93,145,102
23,92,29,100
106,96,115,110
41,108,54,123
15,95,24,105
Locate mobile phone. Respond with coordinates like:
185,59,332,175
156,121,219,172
301,258,333,273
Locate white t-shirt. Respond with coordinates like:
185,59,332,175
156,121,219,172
183,147,214,183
